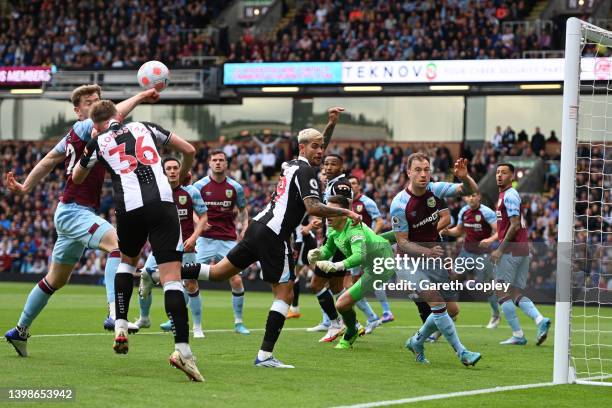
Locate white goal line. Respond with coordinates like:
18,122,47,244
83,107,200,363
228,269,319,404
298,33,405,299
29,324,485,338
329,382,556,408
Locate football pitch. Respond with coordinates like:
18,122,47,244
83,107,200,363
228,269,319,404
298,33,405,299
1,282,610,407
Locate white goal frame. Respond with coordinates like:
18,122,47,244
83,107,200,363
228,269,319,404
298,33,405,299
555,17,612,386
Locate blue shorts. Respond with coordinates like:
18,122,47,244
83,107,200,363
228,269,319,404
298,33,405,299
196,237,236,263
52,202,114,265
144,251,196,269
495,254,530,290
457,249,494,283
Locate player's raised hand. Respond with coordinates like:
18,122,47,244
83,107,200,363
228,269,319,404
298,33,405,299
327,107,345,124
141,88,161,103
452,158,469,179
5,172,27,195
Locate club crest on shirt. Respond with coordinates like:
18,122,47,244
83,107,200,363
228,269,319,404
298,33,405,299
427,197,436,208
392,216,400,225
226,189,233,198
179,196,187,205
309,179,318,189
475,214,481,222
356,204,363,212
411,211,417,217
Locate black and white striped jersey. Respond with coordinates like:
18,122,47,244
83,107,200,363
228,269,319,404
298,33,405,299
253,156,321,241
323,173,353,203
82,120,174,213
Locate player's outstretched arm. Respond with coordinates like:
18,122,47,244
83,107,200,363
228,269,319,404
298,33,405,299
303,197,361,225
452,158,479,196
322,106,345,150
442,223,464,238
115,89,160,120
5,149,65,195
167,134,196,182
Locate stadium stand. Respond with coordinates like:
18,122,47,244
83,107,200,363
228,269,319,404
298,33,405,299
227,0,548,62
0,0,564,67
0,0,228,68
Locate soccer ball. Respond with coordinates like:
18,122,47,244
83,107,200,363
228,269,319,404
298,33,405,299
137,61,170,91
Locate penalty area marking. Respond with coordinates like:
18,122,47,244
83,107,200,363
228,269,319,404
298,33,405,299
30,325,483,338
329,382,556,408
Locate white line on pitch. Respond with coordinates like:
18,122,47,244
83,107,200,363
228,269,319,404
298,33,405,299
30,325,484,338
329,382,556,408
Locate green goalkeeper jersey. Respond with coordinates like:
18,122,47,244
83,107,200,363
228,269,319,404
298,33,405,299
320,220,391,270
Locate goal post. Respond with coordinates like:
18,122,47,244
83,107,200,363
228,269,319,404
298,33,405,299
555,17,612,386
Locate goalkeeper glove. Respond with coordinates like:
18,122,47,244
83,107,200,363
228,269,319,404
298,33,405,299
307,248,322,264
315,261,345,274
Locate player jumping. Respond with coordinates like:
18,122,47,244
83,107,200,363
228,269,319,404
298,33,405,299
73,100,202,381
4,85,158,357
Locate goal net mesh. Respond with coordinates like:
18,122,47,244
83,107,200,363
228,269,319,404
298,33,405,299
570,22,612,384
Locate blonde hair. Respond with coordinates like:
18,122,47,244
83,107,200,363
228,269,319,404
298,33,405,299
70,84,102,107
297,128,322,144
90,100,117,124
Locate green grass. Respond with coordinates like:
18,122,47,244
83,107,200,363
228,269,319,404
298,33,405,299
0,282,610,407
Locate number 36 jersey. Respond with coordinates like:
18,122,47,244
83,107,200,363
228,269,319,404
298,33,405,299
83,120,174,213
53,119,106,210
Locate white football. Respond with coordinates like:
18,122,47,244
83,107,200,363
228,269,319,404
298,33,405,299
137,61,170,91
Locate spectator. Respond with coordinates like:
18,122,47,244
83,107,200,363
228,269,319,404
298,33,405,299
531,126,546,156
492,126,503,151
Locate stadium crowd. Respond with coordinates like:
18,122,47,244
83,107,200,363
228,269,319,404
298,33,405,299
0,124,571,291
0,0,225,68
229,0,548,63
1,0,559,68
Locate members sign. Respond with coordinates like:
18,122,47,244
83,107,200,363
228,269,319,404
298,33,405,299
224,58,611,85
0,66,52,85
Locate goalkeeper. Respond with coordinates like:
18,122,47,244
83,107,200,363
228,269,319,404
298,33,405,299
308,195,396,349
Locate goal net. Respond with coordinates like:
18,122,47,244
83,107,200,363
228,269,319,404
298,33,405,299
556,18,612,386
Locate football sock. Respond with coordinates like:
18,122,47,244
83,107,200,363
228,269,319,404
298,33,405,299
500,297,524,337
375,289,391,314
339,308,358,340
415,301,432,323
316,288,339,320
188,289,202,327
260,299,288,353
516,296,544,325
138,294,152,319
431,304,466,356
164,281,190,355
18,278,56,328
292,277,300,307
104,249,120,304
114,263,135,321
488,293,500,316
355,298,379,322
413,313,438,346
232,288,245,324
